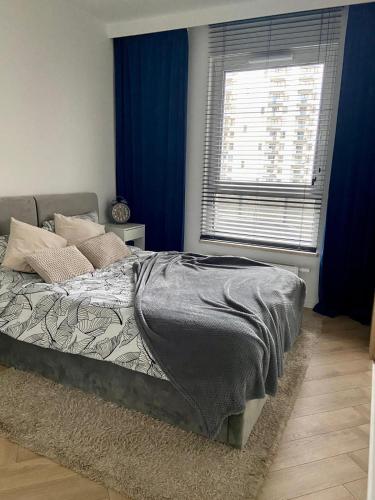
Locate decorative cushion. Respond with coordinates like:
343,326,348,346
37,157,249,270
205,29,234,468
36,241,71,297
26,246,94,284
0,235,9,264
1,218,67,273
41,211,99,233
77,232,131,269
54,213,105,246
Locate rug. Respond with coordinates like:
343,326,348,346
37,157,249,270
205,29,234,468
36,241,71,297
0,328,319,500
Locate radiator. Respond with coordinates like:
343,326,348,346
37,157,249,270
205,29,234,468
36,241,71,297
263,262,311,277
266,262,299,276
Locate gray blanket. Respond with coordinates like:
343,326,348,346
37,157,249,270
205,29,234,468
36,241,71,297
133,252,305,438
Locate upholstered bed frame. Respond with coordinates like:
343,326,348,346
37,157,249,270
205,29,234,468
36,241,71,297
0,193,99,234
0,193,266,448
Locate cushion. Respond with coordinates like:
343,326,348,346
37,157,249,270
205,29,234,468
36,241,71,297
54,213,105,246
41,211,98,233
0,235,9,264
2,218,67,273
77,232,131,269
26,246,94,284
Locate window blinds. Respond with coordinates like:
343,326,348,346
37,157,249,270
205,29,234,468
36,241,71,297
201,7,346,252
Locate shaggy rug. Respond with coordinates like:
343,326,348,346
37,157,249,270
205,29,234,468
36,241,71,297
0,328,319,500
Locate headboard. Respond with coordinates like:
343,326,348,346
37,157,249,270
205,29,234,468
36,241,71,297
0,196,37,235
35,193,99,225
0,193,99,236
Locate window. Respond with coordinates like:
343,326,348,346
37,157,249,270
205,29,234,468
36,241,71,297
201,8,345,252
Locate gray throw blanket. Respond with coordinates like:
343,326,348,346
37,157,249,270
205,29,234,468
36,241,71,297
133,252,306,438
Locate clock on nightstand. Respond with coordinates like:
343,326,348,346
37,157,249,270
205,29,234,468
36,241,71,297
110,197,131,224
105,223,145,250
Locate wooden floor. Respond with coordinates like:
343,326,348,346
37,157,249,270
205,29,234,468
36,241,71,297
259,312,371,500
0,311,371,500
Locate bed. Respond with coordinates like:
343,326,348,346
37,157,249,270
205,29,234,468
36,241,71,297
0,193,304,448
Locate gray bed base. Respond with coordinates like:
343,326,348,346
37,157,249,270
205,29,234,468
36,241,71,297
0,333,266,448
0,193,266,448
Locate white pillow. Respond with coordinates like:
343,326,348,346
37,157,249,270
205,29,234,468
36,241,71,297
41,211,98,232
54,213,105,246
1,218,67,273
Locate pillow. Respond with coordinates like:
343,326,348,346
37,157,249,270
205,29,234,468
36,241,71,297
41,211,98,233
54,213,105,246
77,232,131,269
1,218,67,273
26,246,94,284
0,235,9,264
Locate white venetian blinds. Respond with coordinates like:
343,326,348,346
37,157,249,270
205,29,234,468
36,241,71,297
201,7,346,252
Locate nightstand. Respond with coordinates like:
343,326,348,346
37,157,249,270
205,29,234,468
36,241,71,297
105,223,145,250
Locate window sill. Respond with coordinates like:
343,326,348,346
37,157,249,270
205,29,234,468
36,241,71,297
199,238,320,258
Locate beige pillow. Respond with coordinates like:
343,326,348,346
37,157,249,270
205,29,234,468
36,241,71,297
77,232,131,269
2,218,67,273
54,213,105,245
26,246,94,283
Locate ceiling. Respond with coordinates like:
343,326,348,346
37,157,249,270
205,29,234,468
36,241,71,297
70,0,237,24
69,0,372,38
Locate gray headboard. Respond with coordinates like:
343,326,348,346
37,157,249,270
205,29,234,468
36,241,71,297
35,193,99,225
0,193,98,236
0,196,37,235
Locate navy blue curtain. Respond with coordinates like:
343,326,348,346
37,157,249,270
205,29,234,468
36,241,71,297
114,30,188,251
314,3,375,324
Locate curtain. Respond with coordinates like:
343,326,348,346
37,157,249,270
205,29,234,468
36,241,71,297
314,3,375,324
114,29,188,251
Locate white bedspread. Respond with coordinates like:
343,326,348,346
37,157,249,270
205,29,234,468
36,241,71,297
0,248,166,380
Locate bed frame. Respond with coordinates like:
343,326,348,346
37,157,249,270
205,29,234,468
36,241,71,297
0,193,266,448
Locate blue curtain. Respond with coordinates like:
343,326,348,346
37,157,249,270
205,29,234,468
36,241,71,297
314,3,375,324
114,30,188,251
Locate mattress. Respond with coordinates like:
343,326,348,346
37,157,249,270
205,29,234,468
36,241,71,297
0,247,167,380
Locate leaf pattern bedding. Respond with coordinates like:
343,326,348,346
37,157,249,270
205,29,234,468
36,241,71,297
0,247,167,380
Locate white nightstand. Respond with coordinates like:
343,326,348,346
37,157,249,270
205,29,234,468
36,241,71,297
105,223,145,250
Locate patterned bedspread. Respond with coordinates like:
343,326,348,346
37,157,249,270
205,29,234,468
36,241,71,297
0,248,167,380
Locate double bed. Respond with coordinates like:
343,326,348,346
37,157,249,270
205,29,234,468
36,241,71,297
0,193,305,448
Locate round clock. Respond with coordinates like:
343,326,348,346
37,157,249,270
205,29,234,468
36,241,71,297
111,197,130,224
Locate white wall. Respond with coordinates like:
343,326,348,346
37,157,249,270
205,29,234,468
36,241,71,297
184,26,329,308
0,0,115,219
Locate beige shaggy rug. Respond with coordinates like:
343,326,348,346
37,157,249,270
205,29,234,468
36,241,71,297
0,328,318,500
